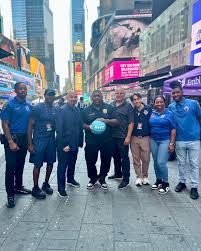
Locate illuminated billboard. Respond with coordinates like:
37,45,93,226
17,43,30,71
190,0,201,66
74,62,82,95
0,64,35,96
104,59,140,85
73,41,84,54
0,33,17,67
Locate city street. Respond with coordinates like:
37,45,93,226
0,144,201,250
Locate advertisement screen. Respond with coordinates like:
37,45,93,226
0,33,17,67
0,64,35,96
17,44,30,71
74,62,82,95
30,56,46,92
190,0,201,66
104,59,140,85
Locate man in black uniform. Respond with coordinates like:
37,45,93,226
82,90,118,190
1,82,32,208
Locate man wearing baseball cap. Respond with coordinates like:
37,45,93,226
27,89,57,199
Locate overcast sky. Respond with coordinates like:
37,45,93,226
49,0,99,88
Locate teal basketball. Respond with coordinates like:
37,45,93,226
90,120,106,134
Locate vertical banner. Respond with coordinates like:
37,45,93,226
74,62,83,95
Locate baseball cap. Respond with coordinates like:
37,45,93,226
44,89,56,96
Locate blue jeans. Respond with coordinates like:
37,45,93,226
176,141,200,188
150,139,170,183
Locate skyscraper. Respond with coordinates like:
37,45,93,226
11,0,55,86
0,0,13,40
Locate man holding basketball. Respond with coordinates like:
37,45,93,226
82,90,118,190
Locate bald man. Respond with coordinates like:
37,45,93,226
56,91,83,197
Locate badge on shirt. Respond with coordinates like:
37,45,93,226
184,106,189,112
137,123,143,130
161,115,165,118
103,109,107,114
46,123,52,131
26,105,30,111
144,110,148,115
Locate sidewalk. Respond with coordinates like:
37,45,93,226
0,144,201,250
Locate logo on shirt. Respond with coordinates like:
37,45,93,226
144,110,148,115
184,106,189,112
26,106,30,111
103,109,107,114
161,115,165,118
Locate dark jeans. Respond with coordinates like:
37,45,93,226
4,134,27,196
57,149,78,192
85,140,114,180
113,138,130,182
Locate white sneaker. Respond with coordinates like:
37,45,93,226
135,178,142,186
142,178,150,185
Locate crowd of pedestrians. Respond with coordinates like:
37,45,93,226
0,81,201,208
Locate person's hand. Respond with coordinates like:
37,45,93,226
28,144,35,154
124,136,131,146
9,141,20,151
63,146,71,152
168,144,175,153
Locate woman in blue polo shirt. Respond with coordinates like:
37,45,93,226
149,96,176,194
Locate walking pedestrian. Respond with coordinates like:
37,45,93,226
56,91,83,197
130,93,152,186
27,89,56,199
1,82,32,208
149,95,176,194
169,82,201,200
82,90,118,190
108,88,134,189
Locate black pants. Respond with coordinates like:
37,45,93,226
4,134,27,196
112,138,130,182
57,149,78,192
85,140,113,180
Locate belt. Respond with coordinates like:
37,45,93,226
134,135,149,138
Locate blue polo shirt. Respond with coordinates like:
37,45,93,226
149,109,176,141
169,98,201,141
1,97,32,134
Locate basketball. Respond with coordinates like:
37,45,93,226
90,120,106,135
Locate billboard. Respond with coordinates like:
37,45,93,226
104,59,140,85
17,43,30,71
73,41,84,54
190,0,201,66
74,62,82,95
0,64,35,96
0,33,17,67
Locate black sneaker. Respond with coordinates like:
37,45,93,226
42,182,53,195
118,180,129,190
108,174,122,180
159,182,170,194
190,188,199,200
32,187,46,199
151,179,162,190
67,179,80,188
7,195,15,208
175,182,186,193
57,190,68,198
15,186,31,195
87,179,97,189
99,178,108,190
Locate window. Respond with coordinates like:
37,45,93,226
74,24,83,33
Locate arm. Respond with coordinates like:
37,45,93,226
169,128,176,153
27,118,35,153
2,120,19,151
124,122,134,145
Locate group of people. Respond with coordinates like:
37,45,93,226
1,81,200,209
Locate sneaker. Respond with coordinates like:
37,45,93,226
42,182,53,195
32,186,46,199
151,179,162,190
142,178,150,185
99,178,108,190
67,179,80,188
190,188,199,200
135,178,142,186
87,179,97,189
175,182,186,193
118,180,129,190
57,190,68,198
159,182,170,194
7,195,15,208
108,174,122,180
15,186,31,195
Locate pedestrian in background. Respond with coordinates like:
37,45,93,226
1,82,32,208
108,88,134,190
169,82,201,200
149,95,176,194
27,89,56,199
56,91,83,197
130,93,152,186
82,90,118,190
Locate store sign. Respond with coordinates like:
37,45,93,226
104,60,140,85
74,62,82,95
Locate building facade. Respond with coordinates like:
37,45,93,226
0,0,13,40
